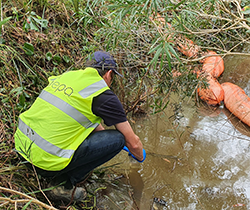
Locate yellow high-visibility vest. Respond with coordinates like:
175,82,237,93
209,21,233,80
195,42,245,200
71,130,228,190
14,68,109,171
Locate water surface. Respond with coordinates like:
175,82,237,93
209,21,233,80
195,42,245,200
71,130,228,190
100,54,250,209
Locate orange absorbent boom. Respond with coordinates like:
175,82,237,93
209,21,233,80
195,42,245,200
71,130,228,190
195,51,225,106
151,17,250,127
202,51,224,78
197,74,224,106
221,82,250,127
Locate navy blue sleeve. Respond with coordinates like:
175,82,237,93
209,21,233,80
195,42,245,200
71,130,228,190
92,90,127,126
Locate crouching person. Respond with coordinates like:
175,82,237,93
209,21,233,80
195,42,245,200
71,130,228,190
14,51,146,202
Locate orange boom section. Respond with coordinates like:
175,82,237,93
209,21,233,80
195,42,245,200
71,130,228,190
202,51,224,78
148,14,225,106
197,74,224,106
196,50,225,105
221,82,250,127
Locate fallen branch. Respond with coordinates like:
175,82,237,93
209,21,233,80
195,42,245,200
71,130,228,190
0,186,57,210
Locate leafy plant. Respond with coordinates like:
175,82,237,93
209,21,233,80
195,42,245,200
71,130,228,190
63,55,71,63
242,5,250,32
0,17,12,35
23,42,34,56
242,5,250,15
52,55,61,65
45,51,53,61
23,11,48,32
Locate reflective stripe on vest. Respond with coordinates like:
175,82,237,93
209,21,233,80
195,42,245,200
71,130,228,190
39,90,99,128
18,118,75,158
18,76,107,159
78,79,107,98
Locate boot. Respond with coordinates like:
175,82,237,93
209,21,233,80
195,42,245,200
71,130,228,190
47,184,87,202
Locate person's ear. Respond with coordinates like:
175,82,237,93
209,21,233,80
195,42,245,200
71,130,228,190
107,70,112,76
103,70,113,87
103,70,112,79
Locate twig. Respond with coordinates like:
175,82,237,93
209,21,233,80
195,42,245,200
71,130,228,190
0,186,57,210
171,160,176,173
30,163,53,207
0,0,3,34
62,3,70,23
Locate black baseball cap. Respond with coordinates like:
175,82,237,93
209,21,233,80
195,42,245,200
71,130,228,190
90,51,123,77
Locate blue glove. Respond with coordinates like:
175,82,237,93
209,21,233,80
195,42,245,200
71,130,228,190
123,146,146,163
122,146,131,154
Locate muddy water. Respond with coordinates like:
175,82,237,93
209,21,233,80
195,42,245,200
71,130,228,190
100,54,250,209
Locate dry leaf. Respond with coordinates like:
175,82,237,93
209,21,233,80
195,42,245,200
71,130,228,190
163,158,171,163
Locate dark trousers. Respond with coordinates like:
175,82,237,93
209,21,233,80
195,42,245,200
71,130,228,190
22,130,125,189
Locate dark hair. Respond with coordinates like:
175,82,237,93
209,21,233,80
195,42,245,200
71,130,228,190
85,59,109,77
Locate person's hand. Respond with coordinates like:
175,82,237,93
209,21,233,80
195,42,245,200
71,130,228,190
123,146,146,163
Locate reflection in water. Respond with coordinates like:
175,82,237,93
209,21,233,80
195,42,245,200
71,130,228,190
128,159,144,208
104,102,250,209
222,107,250,138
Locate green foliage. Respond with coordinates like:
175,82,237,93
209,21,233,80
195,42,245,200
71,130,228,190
21,199,33,210
23,11,48,32
0,17,12,35
52,54,61,65
242,5,250,32
242,5,250,14
71,0,79,13
45,51,53,61
23,42,34,56
63,55,71,63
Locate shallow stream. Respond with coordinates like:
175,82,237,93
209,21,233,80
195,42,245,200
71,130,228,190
99,53,250,209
